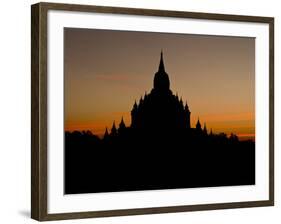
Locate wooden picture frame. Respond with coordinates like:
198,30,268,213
31,2,274,221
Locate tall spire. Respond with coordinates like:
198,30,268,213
153,50,170,91
158,50,165,72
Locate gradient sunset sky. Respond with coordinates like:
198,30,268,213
64,28,255,140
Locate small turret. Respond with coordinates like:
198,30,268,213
131,100,138,113
139,96,143,105
110,121,117,136
196,118,202,131
104,127,109,136
185,102,191,129
144,91,148,100
119,117,126,130
180,97,183,106
184,102,190,111
203,122,207,134
118,117,126,135
131,100,138,128
103,127,109,140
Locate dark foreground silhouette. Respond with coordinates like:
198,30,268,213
65,129,254,194
65,51,255,194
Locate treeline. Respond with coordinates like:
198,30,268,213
65,128,255,194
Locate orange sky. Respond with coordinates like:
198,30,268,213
64,28,255,141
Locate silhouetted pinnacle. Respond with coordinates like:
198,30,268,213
196,118,202,130
119,117,126,129
180,97,183,104
159,50,165,72
153,51,170,91
139,96,144,104
185,102,190,111
104,127,109,138
111,121,117,136
203,122,207,134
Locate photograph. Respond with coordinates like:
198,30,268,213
31,3,274,220
64,28,256,194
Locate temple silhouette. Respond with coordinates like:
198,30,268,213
105,51,209,139
131,51,191,130
65,51,255,194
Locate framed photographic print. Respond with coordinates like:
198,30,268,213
31,2,274,221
